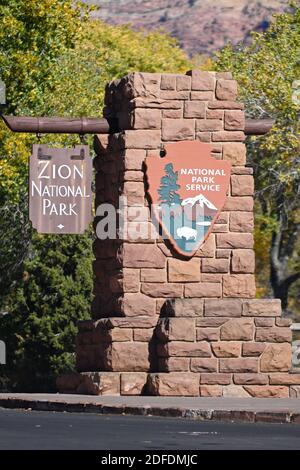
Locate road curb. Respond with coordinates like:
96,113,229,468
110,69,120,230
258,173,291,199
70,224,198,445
0,397,299,424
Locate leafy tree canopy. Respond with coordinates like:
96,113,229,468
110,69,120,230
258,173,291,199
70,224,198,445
214,4,300,314
0,1,190,390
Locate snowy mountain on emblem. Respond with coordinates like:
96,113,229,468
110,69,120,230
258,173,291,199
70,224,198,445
181,194,217,210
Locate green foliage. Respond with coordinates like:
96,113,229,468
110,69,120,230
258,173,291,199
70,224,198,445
0,0,91,113
214,4,300,315
0,1,190,390
0,234,93,391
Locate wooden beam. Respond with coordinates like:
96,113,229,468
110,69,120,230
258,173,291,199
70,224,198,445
2,115,275,136
244,118,275,136
1,116,117,134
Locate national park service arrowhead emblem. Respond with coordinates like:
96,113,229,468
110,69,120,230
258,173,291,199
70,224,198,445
145,141,231,257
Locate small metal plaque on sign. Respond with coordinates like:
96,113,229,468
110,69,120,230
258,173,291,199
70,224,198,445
29,144,93,234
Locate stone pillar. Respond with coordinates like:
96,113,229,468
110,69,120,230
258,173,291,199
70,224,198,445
57,70,300,398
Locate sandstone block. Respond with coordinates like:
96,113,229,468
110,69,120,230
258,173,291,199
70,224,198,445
78,372,121,396
133,328,154,342
212,131,244,142
255,318,274,327
194,235,215,257
242,299,281,317
196,132,211,142
176,75,191,90
255,327,292,343
231,249,255,273
217,233,253,249
212,342,241,358
147,373,199,396
122,130,161,149
204,299,242,317
231,175,254,196
123,149,146,171
187,70,215,91
244,385,289,398
201,258,229,273
223,143,246,166
158,357,190,372
191,91,214,100
157,341,211,358
208,101,244,110
161,74,176,90
201,273,223,284
200,373,231,385
200,385,222,397
201,273,223,283
162,109,182,118
132,97,182,109
185,282,222,298
161,298,204,317
269,373,300,385
242,342,266,357
222,385,251,397
168,258,201,282
126,72,161,99
156,318,195,342
196,317,229,327
216,79,238,100
162,119,195,141
123,244,166,268
276,317,292,327
117,293,156,317
140,268,166,283
106,328,132,342
120,372,147,395
196,119,223,131
223,197,253,211
123,181,145,205
102,317,158,329
230,212,254,232
206,109,224,119
219,358,258,373
231,166,253,175
196,328,219,341
220,318,254,341
141,282,183,298
215,213,229,224
224,110,245,130
184,101,206,118
233,373,268,385
132,108,161,129
160,90,189,100
191,358,217,372
123,170,144,182
104,342,150,372
223,274,256,298
212,224,228,233
260,343,291,372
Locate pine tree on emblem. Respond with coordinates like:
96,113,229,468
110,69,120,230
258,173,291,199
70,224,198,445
158,163,181,205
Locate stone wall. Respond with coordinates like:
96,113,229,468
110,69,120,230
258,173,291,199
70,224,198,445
57,70,300,397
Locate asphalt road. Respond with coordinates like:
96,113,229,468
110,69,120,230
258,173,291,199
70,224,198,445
0,408,300,450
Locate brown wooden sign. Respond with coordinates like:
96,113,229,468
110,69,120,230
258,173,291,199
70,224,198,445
29,144,93,234
145,141,231,256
